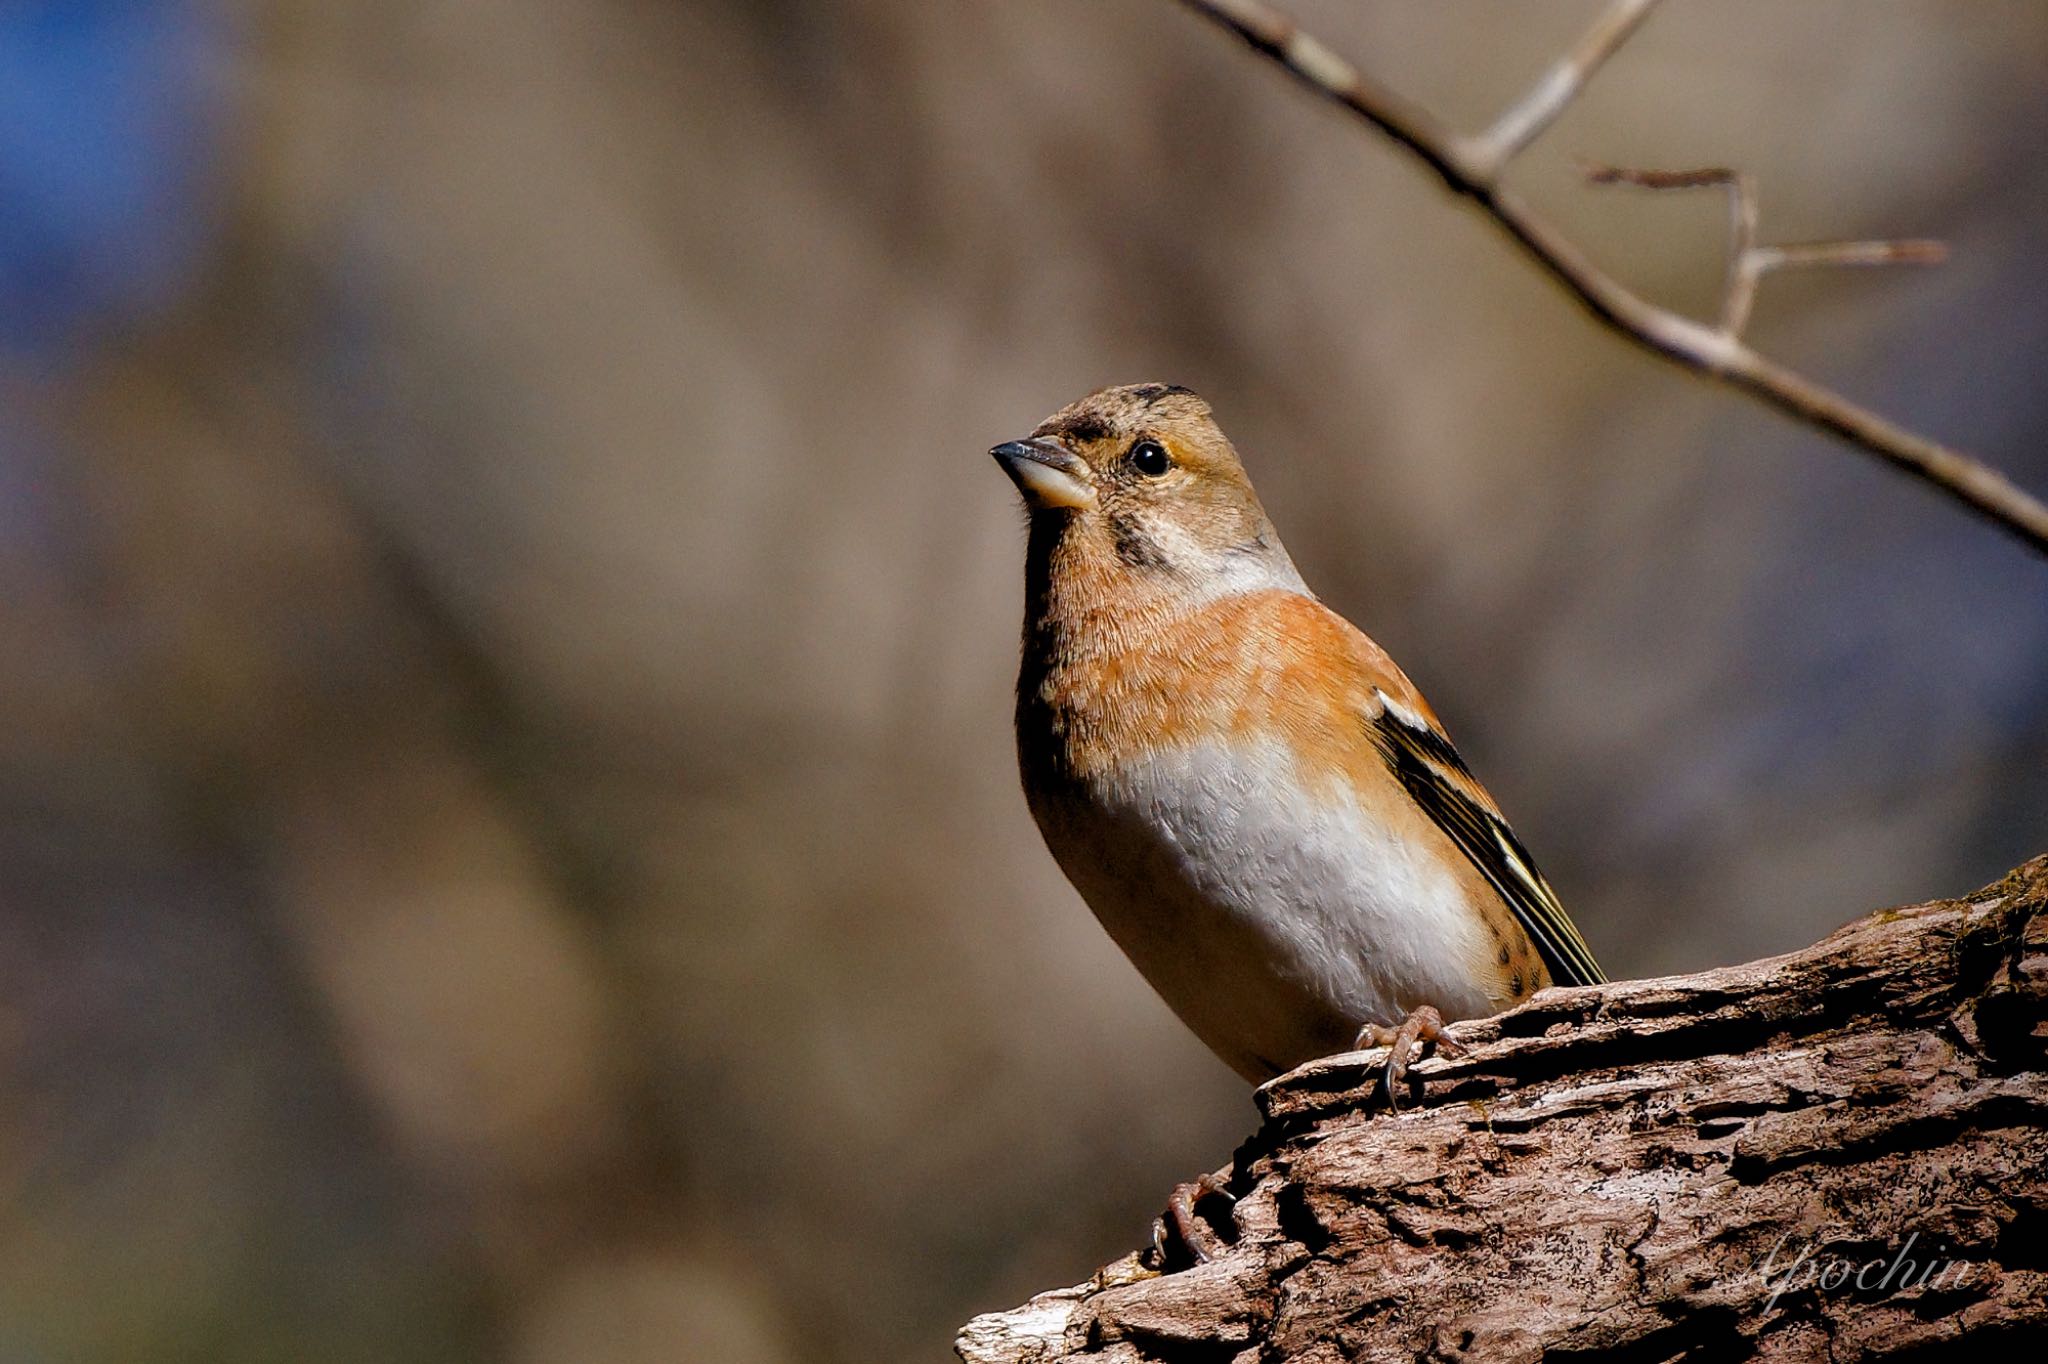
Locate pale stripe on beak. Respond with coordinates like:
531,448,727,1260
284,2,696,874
991,438,1096,512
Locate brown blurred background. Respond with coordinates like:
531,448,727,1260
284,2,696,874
2,1,2045,1360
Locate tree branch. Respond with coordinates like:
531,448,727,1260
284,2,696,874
1582,163,1947,338
1173,0,2048,556
1464,0,1661,178
957,855,2048,1362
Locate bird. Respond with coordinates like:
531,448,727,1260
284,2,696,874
990,384,1604,1253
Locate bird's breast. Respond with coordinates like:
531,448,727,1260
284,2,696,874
1020,728,1500,1082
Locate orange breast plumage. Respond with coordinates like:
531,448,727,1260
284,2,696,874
1017,589,1533,1081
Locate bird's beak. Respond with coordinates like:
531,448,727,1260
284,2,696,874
990,437,1096,512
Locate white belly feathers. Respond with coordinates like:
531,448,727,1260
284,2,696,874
1034,736,1496,1082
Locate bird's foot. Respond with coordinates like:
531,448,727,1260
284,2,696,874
1149,1170,1237,1269
1356,1005,1467,1111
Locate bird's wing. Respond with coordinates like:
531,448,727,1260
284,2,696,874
1163,588,1606,988
1364,688,1607,987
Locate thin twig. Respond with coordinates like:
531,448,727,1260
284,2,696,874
1584,163,1761,331
1464,0,1663,180
1584,162,1947,337
1174,0,2048,555
1754,239,1949,271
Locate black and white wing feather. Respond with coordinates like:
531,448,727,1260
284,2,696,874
1366,691,1606,988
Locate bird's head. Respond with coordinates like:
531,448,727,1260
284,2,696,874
990,384,1299,595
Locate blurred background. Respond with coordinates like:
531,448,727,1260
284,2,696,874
2,1,2045,1360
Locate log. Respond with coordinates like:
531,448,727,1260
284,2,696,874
957,855,2048,1362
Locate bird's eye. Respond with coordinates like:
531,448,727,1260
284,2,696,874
1129,439,1171,477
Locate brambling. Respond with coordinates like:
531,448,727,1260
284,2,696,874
991,383,1604,1099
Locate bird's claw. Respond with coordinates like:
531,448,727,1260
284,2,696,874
1150,1170,1236,1269
1356,1005,1466,1111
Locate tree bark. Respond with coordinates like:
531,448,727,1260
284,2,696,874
957,855,2048,1362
